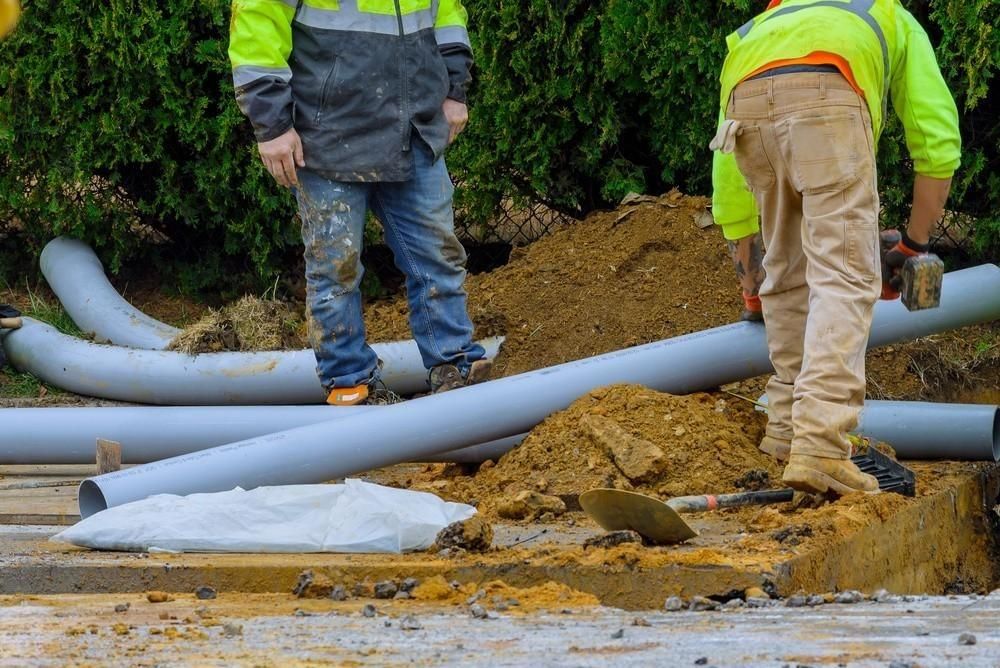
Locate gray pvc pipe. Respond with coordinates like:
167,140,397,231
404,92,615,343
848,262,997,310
40,237,181,349
2,401,993,466
0,405,524,465
76,264,1000,516
858,400,1000,461
0,318,504,404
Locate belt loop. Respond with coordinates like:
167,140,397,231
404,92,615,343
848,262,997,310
820,74,827,99
767,78,775,119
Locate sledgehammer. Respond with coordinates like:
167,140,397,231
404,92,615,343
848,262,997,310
0,305,22,329
880,230,944,311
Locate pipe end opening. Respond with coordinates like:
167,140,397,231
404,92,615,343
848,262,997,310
992,407,1000,463
78,480,109,519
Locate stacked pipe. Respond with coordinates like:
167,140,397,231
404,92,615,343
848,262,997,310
1,239,998,519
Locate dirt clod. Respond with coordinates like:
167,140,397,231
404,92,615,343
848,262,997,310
433,515,493,552
113,603,129,613
469,603,489,619
222,623,243,638
688,596,719,612
400,578,420,594
373,581,398,600
400,615,423,631
330,585,348,601
362,604,377,618
293,570,335,599
664,597,685,612
734,469,771,491
497,491,566,521
610,628,625,639
959,632,977,646
195,586,217,600
834,591,865,604
786,595,808,608
145,591,171,604
583,414,668,483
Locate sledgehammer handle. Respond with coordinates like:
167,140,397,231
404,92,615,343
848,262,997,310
0,317,22,329
667,488,795,513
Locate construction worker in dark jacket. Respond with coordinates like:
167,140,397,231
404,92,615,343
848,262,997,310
710,0,960,495
229,0,489,405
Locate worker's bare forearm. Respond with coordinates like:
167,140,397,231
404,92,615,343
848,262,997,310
728,232,765,296
907,175,952,246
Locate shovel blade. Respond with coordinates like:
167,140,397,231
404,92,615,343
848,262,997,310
580,488,698,545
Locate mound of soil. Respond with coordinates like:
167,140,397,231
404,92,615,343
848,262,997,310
167,296,306,354
365,192,739,377
441,384,778,520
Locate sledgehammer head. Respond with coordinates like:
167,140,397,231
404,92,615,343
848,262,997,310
900,254,944,311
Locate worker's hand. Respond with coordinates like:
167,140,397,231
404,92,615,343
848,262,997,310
442,99,468,145
728,232,765,322
880,229,928,300
258,128,305,188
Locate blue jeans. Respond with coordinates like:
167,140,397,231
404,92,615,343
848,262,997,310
294,142,485,391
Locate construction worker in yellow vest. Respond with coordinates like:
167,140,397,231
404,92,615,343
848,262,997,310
710,0,960,496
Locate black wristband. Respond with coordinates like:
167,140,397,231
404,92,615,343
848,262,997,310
901,230,930,254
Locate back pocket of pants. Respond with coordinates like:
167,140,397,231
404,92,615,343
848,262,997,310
789,113,860,193
733,125,776,192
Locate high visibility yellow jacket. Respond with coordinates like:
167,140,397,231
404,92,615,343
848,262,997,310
711,0,961,241
229,0,471,182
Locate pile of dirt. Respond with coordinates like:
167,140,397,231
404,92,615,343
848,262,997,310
437,384,777,519
411,576,599,612
365,191,739,377
167,296,306,354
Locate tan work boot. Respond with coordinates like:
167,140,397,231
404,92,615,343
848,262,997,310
782,454,880,497
759,435,791,462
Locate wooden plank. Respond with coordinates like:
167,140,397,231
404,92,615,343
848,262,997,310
96,439,122,475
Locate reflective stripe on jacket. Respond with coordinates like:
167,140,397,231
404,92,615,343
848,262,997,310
711,0,961,241
229,0,472,182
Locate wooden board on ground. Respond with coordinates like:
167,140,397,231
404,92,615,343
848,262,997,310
0,468,82,525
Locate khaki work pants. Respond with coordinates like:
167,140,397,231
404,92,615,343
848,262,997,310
728,73,881,459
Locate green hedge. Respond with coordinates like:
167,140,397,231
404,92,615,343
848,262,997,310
0,0,297,289
0,0,997,289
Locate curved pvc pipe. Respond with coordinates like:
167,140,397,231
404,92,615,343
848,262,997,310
2,402,994,466
75,265,1000,516
0,318,504,404
40,237,181,349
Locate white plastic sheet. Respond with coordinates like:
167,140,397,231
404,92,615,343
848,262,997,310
54,480,475,554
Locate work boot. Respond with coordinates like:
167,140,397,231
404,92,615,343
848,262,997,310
326,378,401,406
781,454,880,497
430,359,493,394
758,435,791,462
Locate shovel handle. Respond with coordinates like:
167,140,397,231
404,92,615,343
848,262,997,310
0,317,22,329
667,488,795,513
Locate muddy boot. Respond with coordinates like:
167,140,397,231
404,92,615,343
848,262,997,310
759,435,791,462
781,454,880,497
464,359,493,386
430,364,464,394
326,378,401,406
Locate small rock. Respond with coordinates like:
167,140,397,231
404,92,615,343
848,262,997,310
744,587,769,600
496,490,566,521
294,570,336,599
479,460,495,471
362,604,377,618
393,591,411,600
746,597,772,609
470,604,489,620
664,596,685,612
834,590,864,604
223,623,242,638
329,585,348,602
374,581,398,600
433,515,494,552
958,632,977,646
723,599,745,609
384,619,392,627
400,578,420,594
786,595,808,608
194,607,210,618
495,600,509,612
293,609,315,617
400,615,422,631
632,617,652,627
888,662,916,668
113,603,130,614
806,595,826,607
689,596,719,612
734,469,770,491
535,478,549,491
583,530,643,550
871,588,890,602
195,586,217,601
158,612,170,620
146,591,171,604
610,628,624,639
467,590,486,605
695,659,709,666
352,581,375,598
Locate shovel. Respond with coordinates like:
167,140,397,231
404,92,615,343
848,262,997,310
580,448,915,545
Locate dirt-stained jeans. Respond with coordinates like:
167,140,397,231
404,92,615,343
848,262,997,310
295,141,485,391
728,73,881,459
